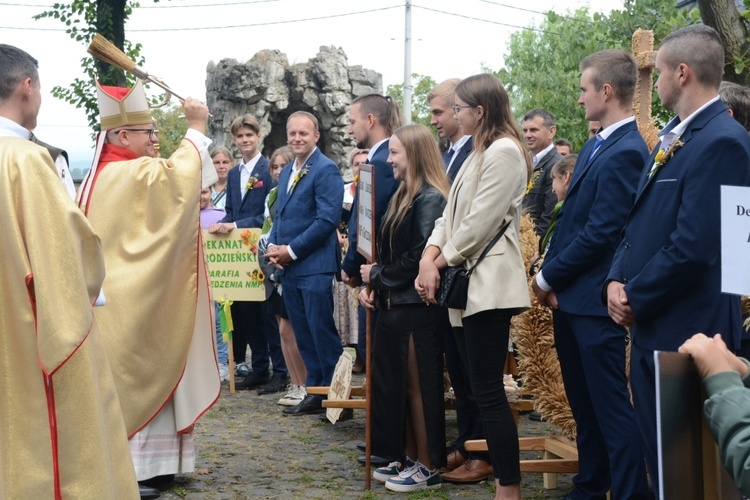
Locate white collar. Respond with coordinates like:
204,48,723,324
533,142,556,166
450,135,471,152
662,95,721,139
0,116,30,138
368,138,389,161
597,116,635,141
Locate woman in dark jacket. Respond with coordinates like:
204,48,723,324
359,123,449,492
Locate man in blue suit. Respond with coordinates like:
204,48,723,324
341,93,401,285
532,50,649,499
267,111,344,415
341,94,401,407
209,114,287,393
606,26,750,496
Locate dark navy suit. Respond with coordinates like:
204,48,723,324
269,148,344,390
220,156,286,379
446,137,473,183
341,140,398,365
341,140,398,276
607,100,750,494
542,120,649,499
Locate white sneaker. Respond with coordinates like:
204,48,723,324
278,385,305,406
218,364,229,382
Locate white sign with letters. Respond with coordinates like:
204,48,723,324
721,185,750,295
356,164,375,263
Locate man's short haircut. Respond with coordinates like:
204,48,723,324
287,110,320,134
554,138,574,150
551,153,578,177
427,78,461,104
719,81,750,132
580,50,637,107
659,25,724,90
0,44,38,101
522,108,556,128
351,93,403,136
230,114,261,136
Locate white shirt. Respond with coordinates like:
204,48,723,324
532,142,556,169
659,95,720,152
239,151,263,198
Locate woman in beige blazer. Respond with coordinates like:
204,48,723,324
416,73,531,500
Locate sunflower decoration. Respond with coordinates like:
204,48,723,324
246,268,265,284
240,229,259,254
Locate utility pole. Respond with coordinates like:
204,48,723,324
403,0,412,124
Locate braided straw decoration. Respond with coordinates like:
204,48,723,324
511,216,576,437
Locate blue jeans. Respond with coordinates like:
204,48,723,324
214,301,228,365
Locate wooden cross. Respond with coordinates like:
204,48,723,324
632,29,660,151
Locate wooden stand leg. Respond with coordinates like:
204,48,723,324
364,301,372,490
542,450,558,489
228,337,235,394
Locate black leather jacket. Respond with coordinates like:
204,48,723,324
369,185,446,309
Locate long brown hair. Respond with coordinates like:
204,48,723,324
381,124,449,241
456,73,532,181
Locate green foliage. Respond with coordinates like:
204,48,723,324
497,0,698,150
34,1,149,133
151,103,188,158
387,73,439,127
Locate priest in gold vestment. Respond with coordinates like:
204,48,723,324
0,44,138,499
77,79,220,483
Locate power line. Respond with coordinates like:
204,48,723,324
475,0,596,24
412,4,562,35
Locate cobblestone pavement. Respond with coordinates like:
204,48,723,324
156,373,574,499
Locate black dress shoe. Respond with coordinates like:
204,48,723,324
529,410,547,422
257,376,289,395
236,372,269,390
282,394,324,415
357,454,390,466
138,483,161,499
319,408,353,422
356,442,366,452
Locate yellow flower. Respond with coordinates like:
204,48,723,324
654,149,665,164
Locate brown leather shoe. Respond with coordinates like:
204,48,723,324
438,449,467,473
440,459,493,483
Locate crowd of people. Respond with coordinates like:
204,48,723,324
3,22,750,500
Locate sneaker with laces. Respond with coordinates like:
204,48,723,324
235,362,251,377
373,459,415,483
218,364,229,382
278,385,305,406
385,463,441,492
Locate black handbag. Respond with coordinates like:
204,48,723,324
436,220,511,309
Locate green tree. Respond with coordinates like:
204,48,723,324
698,0,750,85
387,73,439,127
497,1,699,149
34,1,155,132
151,104,188,158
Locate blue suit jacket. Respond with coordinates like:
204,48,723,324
447,137,473,184
341,140,399,275
608,100,750,351
268,148,343,278
543,120,647,316
220,155,276,228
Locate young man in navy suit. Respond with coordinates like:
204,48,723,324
267,111,344,415
532,50,650,499
341,94,401,428
209,114,288,393
606,25,750,496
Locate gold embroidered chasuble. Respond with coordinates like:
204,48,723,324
0,137,138,499
83,139,220,437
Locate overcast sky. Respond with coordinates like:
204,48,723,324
2,0,624,168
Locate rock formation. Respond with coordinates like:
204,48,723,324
206,46,382,175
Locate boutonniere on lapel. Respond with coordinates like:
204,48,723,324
289,166,310,194
648,137,685,178
246,174,263,191
525,169,541,195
